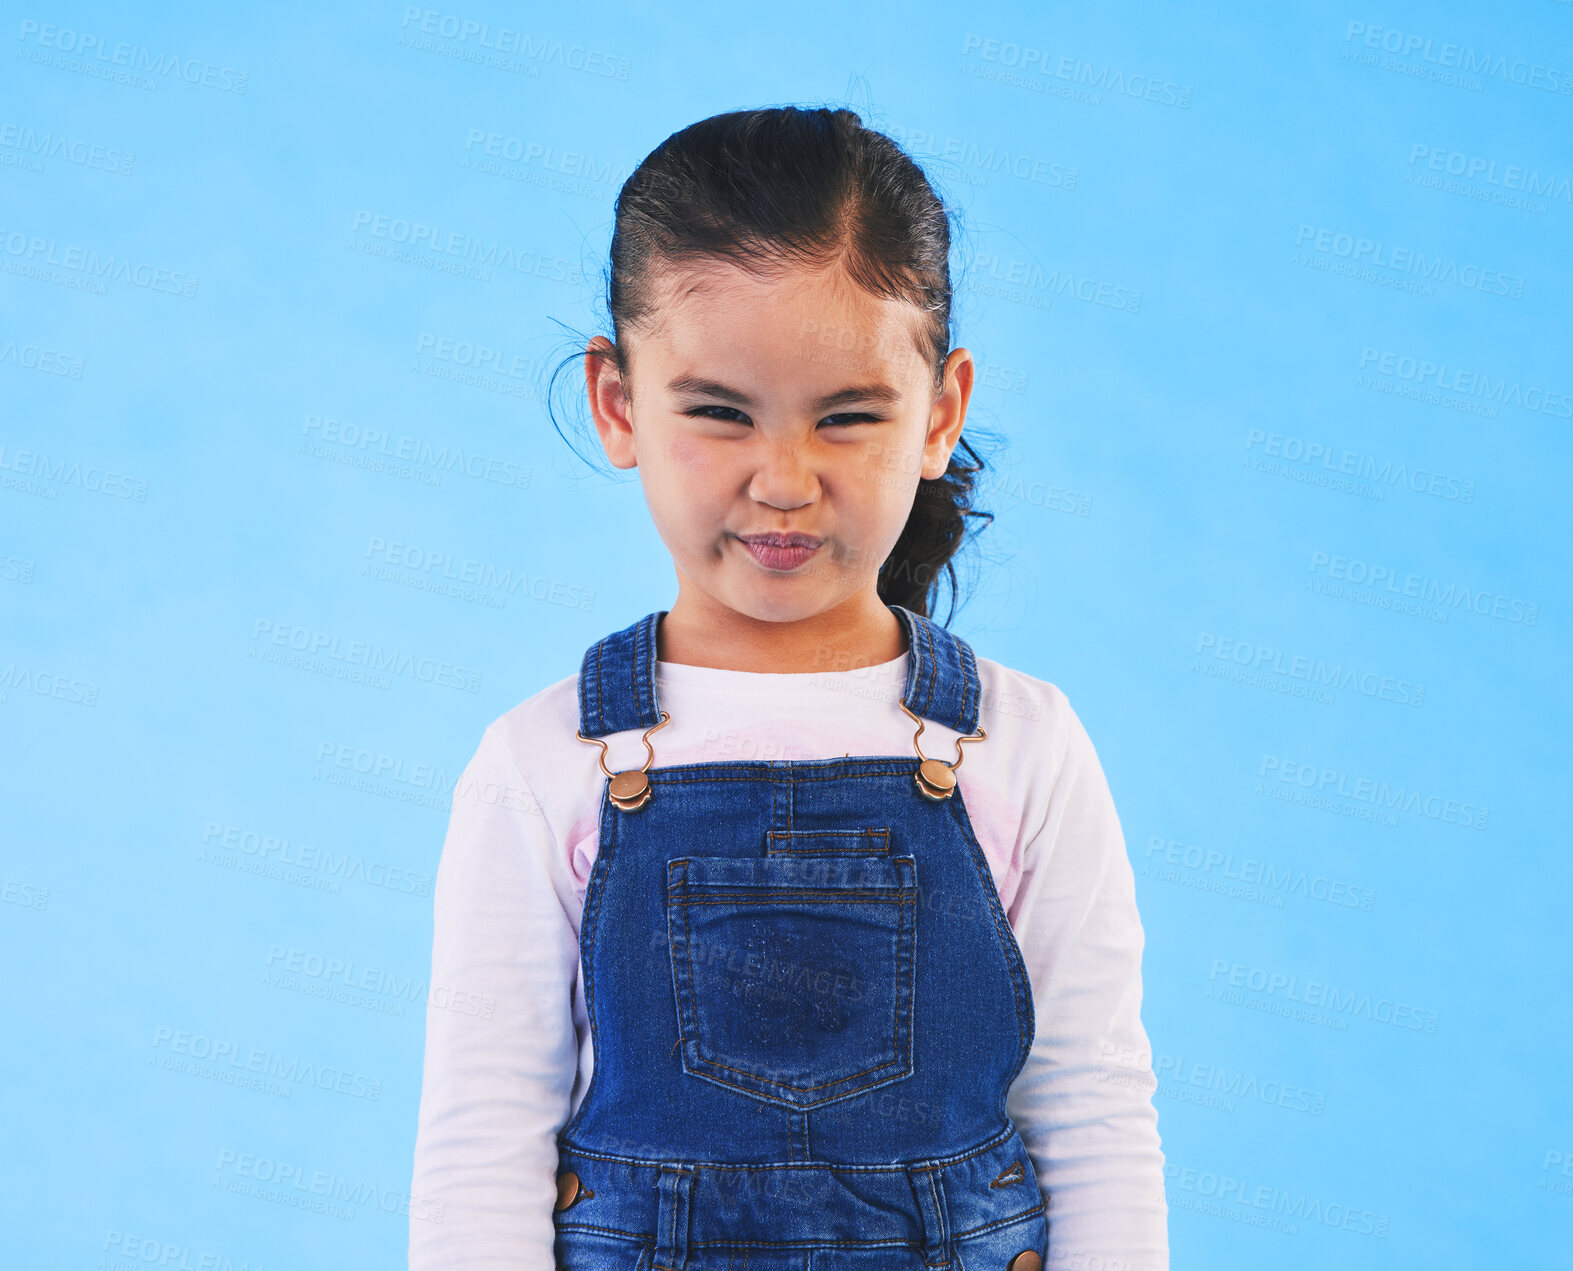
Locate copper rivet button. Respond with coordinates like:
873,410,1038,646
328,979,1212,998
609,771,649,802
1007,1252,1041,1271
918,759,956,791
554,1171,580,1212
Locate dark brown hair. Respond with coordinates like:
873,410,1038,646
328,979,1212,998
547,105,995,623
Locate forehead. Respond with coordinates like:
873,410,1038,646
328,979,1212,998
635,258,934,390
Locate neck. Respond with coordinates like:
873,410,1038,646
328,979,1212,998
657,583,908,674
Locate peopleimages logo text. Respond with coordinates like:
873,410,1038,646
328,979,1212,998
1208,961,1439,1033
1294,225,1526,297
202,822,434,896
150,1026,384,1099
1358,349,1573,419
1344,21,1573,94
250,619,483,693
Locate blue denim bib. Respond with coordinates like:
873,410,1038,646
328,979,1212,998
554,604,1050,1271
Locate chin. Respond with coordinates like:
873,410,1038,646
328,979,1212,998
715,582,834,625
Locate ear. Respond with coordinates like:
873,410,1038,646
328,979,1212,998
920,348,974,480
585,336,638,470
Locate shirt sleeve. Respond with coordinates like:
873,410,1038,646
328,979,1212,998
410,723,581,1271
1003,692,1170,1270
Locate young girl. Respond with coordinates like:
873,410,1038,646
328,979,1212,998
410,107,1168,1271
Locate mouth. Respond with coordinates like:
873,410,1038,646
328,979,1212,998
737,532,825,573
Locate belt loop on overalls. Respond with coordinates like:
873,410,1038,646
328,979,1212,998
905,1163,953,1268
651,1164,696,1271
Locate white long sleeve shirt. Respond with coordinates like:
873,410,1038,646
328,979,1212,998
409,648,1169,1270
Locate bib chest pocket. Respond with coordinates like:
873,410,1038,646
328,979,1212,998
665,850,918,1109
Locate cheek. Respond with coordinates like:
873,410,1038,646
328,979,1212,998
834,460,916,539
855,443,923,508
649,437,731,527
665,436,706,472
660,437,737,498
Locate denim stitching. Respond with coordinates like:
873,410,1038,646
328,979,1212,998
923,1168,951,1267
918,616,931,723
674,892,913,903
665,1172,676,1267
917,611,942,725
558,787,618,1142
669,861,917,1099
642,761,950,785
634,614,646,725
633,616,644,727
907,606,927,715
766,828,891,857
942,788,1033,1076
894,605,919,716
690,1239,923,1252
638,611,659,725
559,1119,1015,1169
556,1228,956,1254
588,635,606,736
958,637,979,734
934,1169,954,1267
558,1217,1045,1247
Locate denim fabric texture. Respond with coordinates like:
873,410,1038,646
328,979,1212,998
556,605,1050,1271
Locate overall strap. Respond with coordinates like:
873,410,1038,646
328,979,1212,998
891,603,982,736
576,609,665,739
575,604,982,739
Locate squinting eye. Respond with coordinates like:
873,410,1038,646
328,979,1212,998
686,406,750,423
684,407,882,427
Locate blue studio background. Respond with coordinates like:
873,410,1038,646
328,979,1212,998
3,1,1569,1267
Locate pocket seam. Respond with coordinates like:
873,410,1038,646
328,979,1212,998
765,826,891,857
666,854,918,1108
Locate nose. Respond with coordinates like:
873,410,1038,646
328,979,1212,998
746,438,820,511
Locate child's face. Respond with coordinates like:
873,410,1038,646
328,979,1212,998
586,259,972,626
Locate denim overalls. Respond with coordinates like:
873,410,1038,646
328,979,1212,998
553,604,1049,1271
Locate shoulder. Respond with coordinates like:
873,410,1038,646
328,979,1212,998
441,669,599,846
968,656,1126,880
970,652,1113,802
972,653,1077,754
475,669,583,776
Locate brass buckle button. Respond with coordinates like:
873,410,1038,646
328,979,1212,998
554,1169,594,1212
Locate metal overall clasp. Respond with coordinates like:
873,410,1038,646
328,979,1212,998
898,700,986,800
576,711,670,812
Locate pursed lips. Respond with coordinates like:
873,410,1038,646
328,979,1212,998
736,532,825,570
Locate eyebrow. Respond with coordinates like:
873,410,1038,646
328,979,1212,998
665,375,903,411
